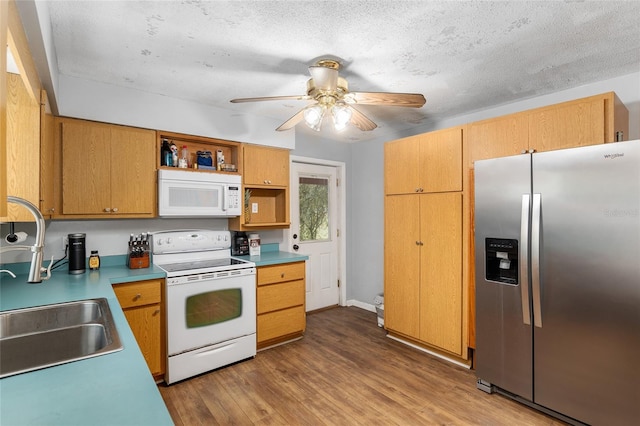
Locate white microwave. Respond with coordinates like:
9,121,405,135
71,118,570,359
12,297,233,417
158,169,241,217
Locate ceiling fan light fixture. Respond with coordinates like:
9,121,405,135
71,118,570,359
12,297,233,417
303,104,325,131
332,104,352,131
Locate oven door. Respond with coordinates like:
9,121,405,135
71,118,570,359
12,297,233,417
166,270,256,356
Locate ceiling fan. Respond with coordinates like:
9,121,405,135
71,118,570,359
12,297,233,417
230,59,426,132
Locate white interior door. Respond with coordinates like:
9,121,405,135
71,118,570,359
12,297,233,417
289,162,340,311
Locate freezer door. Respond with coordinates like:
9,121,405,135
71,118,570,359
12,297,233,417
532,140,640,425
474,154,533,400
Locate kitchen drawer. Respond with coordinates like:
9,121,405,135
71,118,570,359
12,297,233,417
257,305,305,343
113,279,162,309
257,280,304,314
257,262,305,286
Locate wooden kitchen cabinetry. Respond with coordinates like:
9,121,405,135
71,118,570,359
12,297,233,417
468,92,629,165
1,72,41,222
384,192,463,356
384,126,463,195
53,117,156,218
229,144,290,230
113,279,164,379
256,262,306,350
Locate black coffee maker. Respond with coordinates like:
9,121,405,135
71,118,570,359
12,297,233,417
231,231,249,256
68,233,86,274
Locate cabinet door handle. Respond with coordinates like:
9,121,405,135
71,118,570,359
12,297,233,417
153,309,160,316
104,207,111,212
112,207,118,212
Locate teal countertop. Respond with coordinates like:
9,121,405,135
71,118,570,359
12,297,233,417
235,244,308,266
0,262,172,426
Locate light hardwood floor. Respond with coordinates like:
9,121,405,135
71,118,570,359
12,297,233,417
159,307,565,425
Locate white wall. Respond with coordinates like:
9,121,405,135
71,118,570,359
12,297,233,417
58,75,295,149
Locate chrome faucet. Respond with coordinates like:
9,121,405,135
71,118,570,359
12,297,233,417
0,196,50,283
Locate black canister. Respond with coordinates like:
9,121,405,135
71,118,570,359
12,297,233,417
68,233,86,274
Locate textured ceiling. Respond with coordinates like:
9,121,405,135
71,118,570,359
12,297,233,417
46,0,640,142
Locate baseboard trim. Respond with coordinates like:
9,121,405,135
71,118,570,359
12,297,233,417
346,299,376,313
386,334,471,370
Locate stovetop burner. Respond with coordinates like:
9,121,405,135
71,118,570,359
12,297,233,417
158,258,252,273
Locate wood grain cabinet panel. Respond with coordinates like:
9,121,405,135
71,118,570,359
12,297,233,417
256,262,306,349
113,279,164,378
385,127,463,195
384,193,463,356
384,194,421,339
468,113,529,164
243,145,289,187
1,72,40,222
57,118,156,218
419,193,463,355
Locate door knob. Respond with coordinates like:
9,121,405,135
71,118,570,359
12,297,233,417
293,244,299,250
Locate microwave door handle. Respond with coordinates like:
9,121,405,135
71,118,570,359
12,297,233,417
222,185,228,211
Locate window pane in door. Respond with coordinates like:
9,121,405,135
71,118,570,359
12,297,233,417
185,289,242,328
299,176,330,242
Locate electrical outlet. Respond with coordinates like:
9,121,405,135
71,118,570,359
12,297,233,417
62,236,68,250
252,202,259,214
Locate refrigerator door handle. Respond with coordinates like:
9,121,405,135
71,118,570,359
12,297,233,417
520,194,532,325
531,193,543,328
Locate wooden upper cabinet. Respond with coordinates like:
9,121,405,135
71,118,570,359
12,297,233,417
110,126,156,214
2,72,41,222
420,127,463,193
385,127,462,195
384,135,420,195
529,94,607,152
60,118,156,217
468,113,529,165
243,145,289,187
469,92,629,167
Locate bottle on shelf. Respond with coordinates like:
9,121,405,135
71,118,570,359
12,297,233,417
179,145,189,168
161,139,171,166
170,143,178,167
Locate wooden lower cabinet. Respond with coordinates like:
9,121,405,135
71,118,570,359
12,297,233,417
113,279,164,379
256,262,306,349
385,192,464,357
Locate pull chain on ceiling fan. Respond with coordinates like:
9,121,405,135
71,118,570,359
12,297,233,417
230,59,426,132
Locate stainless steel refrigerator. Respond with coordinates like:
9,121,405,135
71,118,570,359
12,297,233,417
474,140,640,425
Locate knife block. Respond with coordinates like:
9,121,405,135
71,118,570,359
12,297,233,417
127,249,150,269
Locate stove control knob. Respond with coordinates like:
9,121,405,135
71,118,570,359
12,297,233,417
156,239,162,245
166,237,172,244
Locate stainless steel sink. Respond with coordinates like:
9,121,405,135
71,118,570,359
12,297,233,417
0,298,123,378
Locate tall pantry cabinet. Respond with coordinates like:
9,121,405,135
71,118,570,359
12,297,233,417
384,127,467,359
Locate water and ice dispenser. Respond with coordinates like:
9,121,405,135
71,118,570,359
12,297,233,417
485,238,519,285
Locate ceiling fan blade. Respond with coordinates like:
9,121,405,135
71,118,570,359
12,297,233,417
276,109,306,131
349,106,377,131
309,66,339,91
230,95,310,103
345,92,426,108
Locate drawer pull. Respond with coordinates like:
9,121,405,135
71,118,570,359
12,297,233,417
281,273,285,278
133,294,142,301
